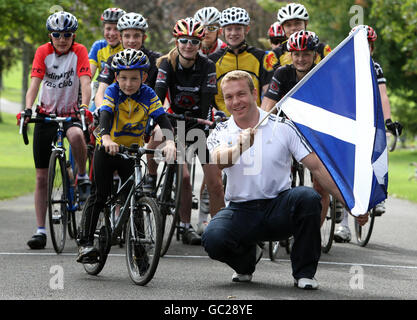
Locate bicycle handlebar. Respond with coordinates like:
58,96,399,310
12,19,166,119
166,113,228,129
19,112,87,146
19,111,85,145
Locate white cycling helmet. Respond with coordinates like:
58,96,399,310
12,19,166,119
46,11,78,32
277,3,309,25
194,7,221,26
101,8,126,23
117,12,148,32
220,7,250,27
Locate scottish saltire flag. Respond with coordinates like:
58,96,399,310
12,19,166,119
279,27,388,216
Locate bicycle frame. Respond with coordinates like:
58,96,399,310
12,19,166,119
104,146,156,246
51,120,80,214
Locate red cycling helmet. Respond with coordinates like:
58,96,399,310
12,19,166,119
173,17,205,39
350,25,377,42
287,30,319,52
268,22,285,38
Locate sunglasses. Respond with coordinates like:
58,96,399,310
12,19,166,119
178,38,201,46
205,25,219,32
51,32,74,39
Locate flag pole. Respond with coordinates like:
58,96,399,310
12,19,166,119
254,103,282,130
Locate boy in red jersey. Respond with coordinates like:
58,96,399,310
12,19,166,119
21,11,92,249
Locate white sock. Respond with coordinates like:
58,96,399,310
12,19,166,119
180,222,190,229
37,227,46,235
77,173,89,179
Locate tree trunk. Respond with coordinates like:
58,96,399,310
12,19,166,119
21,42,31,108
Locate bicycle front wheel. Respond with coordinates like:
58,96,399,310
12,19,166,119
158,163,183,257
47,150,68,254
354,209,375,247
126,196,163,286
321,196,336,253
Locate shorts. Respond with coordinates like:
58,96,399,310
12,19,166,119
33,119,82,169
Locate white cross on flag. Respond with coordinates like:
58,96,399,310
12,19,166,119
279,27,388,216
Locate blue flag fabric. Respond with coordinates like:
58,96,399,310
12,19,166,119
279,27,388,216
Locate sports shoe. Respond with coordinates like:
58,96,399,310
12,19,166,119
232,272,252,282
196,221,208,235
76,246,99,263
182,226,201,245
374,201,386,216
335,201,344,223
334,225,352,243
294,278,319,290
231,243,263,283
27,233,47,249
142,174,157,193
77,177,91,202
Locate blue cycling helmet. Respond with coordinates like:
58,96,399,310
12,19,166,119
46,11,78,32
111,49,150,72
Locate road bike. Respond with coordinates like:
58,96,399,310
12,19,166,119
19,110,89,253
82,144,163,286
154,112,227,255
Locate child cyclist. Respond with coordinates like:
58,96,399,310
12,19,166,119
77,49,176,263
20,11,92,250
88,8,126,111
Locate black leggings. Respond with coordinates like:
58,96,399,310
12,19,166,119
79,147,134,246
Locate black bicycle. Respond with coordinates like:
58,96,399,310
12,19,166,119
19,111,88,253
82,144,163,286
155,112,227,255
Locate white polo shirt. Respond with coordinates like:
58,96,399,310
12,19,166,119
207,108,311,202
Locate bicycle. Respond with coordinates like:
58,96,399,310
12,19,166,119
81,144,163,286
351,128,399,247
155,112,227,255
19,110,88,253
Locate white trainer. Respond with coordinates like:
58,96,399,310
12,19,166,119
232,272,252,282
334,225,352,243
294,278,319,290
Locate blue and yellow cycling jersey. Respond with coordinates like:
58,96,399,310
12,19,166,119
89,39,123,75
99,82,165,147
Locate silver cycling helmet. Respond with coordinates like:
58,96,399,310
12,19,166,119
277,3,309,25
101,8,126,23
111,49,150,71
117,12,148,32
220,7,250,27
194,7,221,26
46,11,78,32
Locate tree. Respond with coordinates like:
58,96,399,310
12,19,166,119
0,0,114,107
115,0,277,53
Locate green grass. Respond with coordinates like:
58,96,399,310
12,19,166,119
388,149,417,203
1,60,27,103
0,113,35,200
